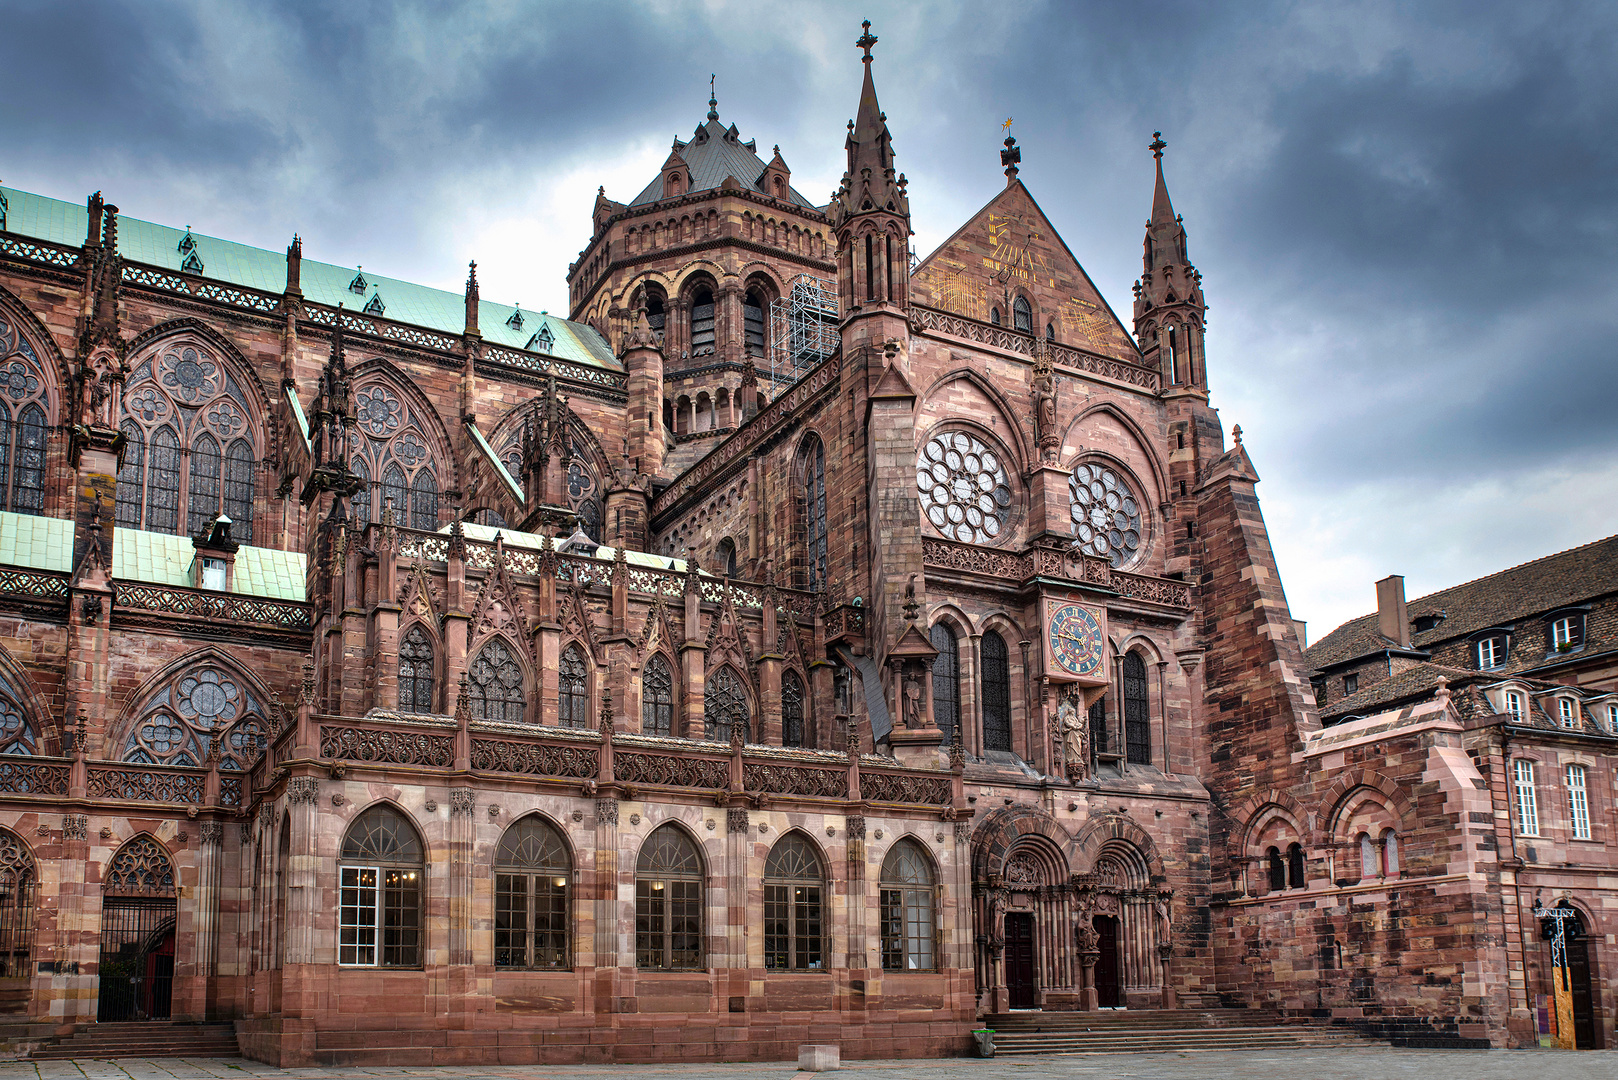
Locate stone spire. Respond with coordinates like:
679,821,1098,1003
829,20,911,314
302,316,363,506
285,234,303,298
1133,132,1206,390
464,260,481,338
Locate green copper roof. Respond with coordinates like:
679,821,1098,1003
0,185,618,370
0,511,306,601
466,421,524,503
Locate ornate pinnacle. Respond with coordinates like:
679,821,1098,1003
857,19,877,62
903,572,920,624
1150,131,1166,160
1232,424,1243,445
455,672,471,723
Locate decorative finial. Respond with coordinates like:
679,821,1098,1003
1001,128,1022,183
1150,131,1166,160
1002,118,1013,135
1232,424,1243,445
708,74,718,121
857,19,877,62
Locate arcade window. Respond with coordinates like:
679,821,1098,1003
879,840,936,971
763,834,825,970
494,816,571,969
338,806,423,967
635,825,703,970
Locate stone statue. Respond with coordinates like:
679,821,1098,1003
1057,693,1088,781
903,669,925,729
1031,342,1059,464
1075,918,1099,954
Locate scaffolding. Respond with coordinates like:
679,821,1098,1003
769,275,841,387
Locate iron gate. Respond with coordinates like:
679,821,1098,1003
97,899,176,1022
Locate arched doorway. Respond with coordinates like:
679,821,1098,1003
1093,915,1121,1007
1005,912,1036,1008
98,837,178,1022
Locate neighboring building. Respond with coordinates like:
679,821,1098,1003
0,20,1606,1066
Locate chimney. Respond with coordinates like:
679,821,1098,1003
1375,575,1410,648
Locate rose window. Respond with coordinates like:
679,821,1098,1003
3,360,39,403
205,399,245,437
160,347,218,403
357,386,403,437
917,432,1012,544
1069,463,1142,567
128,386,167,422
138,719,188,756
176,669,241,728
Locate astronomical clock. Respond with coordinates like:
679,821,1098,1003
1043,598,1108,688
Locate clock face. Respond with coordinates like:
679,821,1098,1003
1047,604,1104,678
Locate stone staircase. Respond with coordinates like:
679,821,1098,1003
30,1021,240,1059
983,1008,1366,1055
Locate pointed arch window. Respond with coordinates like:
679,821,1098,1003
558,644,591,729
339,805,423,967
0,829,36,976
690,287,716,357
880,839,936,971
764,834,825,969
397,625,435,715
642,654,674,737
1266,846,1285,892
105,835,176,897
929,623,959,748
798,436,828,592
1123,652,1151,765
469,640,526,724
715,537,737,578
0,318,50,517
123,662,268,770
119,342,257,541
704,665,750,744
635,824,703,970
1088,694,1108,756
1286,842,1306,889
349,380,442,530
743,289,766,357
0,676,38,756
781,669,805,748
1013,296,1033,334
981,631,1011,752
494,816,570,969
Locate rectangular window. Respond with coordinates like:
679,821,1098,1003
1343,674,1358,695
1514,760,1539,836
1505,691,1524,718
1608,704,1618,733
1567,764,1591,840
339,865,419,967
1477,637,1501,668
495,873,568,969
200,557,227,591
339,866,378,966
1551,617,1576,649
1558,698,1577,729
634,879,665,970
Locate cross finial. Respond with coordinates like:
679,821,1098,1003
1232,424,1243,445
1150,131,1166,160
707,74,718,121
857,19,877,62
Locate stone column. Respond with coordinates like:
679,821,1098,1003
192,822,224,1018
279,776,321,1036
446,788,476,1027
53,813,94,1030
593,794,619,1016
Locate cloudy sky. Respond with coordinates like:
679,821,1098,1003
4,0,1614,639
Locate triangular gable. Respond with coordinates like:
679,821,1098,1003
468,546,532,649
560,582,602,663
398,560,443,629
634,597,681,666
911,180,1139,363
705,584,757,690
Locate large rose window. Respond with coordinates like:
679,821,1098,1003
917,432,1013,544
1069,462,1142,567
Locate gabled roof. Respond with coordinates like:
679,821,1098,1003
1305,534,1618,671
629,117,817,210
0,185,617,370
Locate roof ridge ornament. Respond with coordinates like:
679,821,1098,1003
1150,131,1167,160
708,73,719,121
857,19,877,63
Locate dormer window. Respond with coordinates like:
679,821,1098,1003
1548,612,1584,652
1475,634,1507,670
177,228,197,254
1413,611,1446,633
1557,697,1577,729
1607,703,1618,733
664,171,684,198
200,557,227,591
1504,690,1524,718
507,307,524,331
349,269,369,294
363,292,385,317
527,324,554,352
181,249,204,275
1343,673,1358,696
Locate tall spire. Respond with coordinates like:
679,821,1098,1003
1149,131,1175,226
1133,131,1206,391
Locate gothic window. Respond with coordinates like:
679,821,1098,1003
338,805,423,967
764,834,824,970
1013,296,1033,334
1069,462,1143,568
1165,324,1180,384
1046,322,1055,341
645,292,666,339
781,669,805,748
348,380,441,531
1088,695,1108,756
105,836,176,897
0,317,49,517
798,436,828,592
123,662,268,770
0,678,37,756
119,342,258,541
917,431,1012,545
704,665,750,744
526,323,555,353
690,287,716,357
494,815,570,970
1123,652,1151,766
469,640,526,724
1266,847,1285,892
642,654,674,737
1286,843,1306,889
981,631,1011,753
715,538,737,578
743,289,766,357
990,307,1001,326
567,459,601,542
397,625,435,715
929,623,959,747
880,840,935,971
635,824,703,970
0,829,35,976
558,644,591,729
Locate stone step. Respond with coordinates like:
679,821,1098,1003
992,1026,1362,1056
30,1021,239,1060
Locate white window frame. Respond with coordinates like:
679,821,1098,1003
1513,759,1539,836
200,557,227,591
1476,637,1503,669
339,865,379,966
1551,616,1574,649
1558,697,1576,729
1566,764,1591,841
1608,703,1618,733
1504,690,1524,718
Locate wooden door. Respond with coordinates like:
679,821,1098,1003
1094,914,1121,1007
1005,913,1037,1009
1568,934,1595,1049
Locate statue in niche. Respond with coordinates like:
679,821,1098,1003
1057,691,1089,781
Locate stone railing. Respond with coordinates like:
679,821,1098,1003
910,305,1160,392
861,769,953,806
742,761,847,799
481,344,627,391
305,303,460,352
0,567,70,606
469,735,599,779
319,723,455,768
823,604,865,641
0,234,82,270
923,537,1193,610
0,758,71,796
219,774,244,808
651,351,842,517
612,747,730,790
122,264,280,313
115,582,313,628
86,762,207,805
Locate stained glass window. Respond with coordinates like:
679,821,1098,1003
350,457,371,523
917,432,1012,545
880,840,935,971
558,644,591,728
0,319,50,517
635,824,702,970
348,380,441,530
187,433,221,536
764,834,823,970
981,631,1011,752
0,682,38,756
642,654,674,737
930,624,959,747
800,436,828,591
704,665,750,743
397,625,434,714
225,439,254,527
469,640,526,724
495,816,570,969
1013,296,1032,334
409,469,438,532
1069,463,1142,569
781,669,805,748
122,663,268,770
1123,652,1151,766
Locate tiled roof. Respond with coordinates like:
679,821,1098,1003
1318,657,1616,736
0,512,305,601
629,117,817,210
1305,534,1618,671
0,185,617,370
1316,661,1479,721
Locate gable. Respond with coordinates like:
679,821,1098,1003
912,181,1139,364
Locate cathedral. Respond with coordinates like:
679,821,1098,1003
0,21,1608,1064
